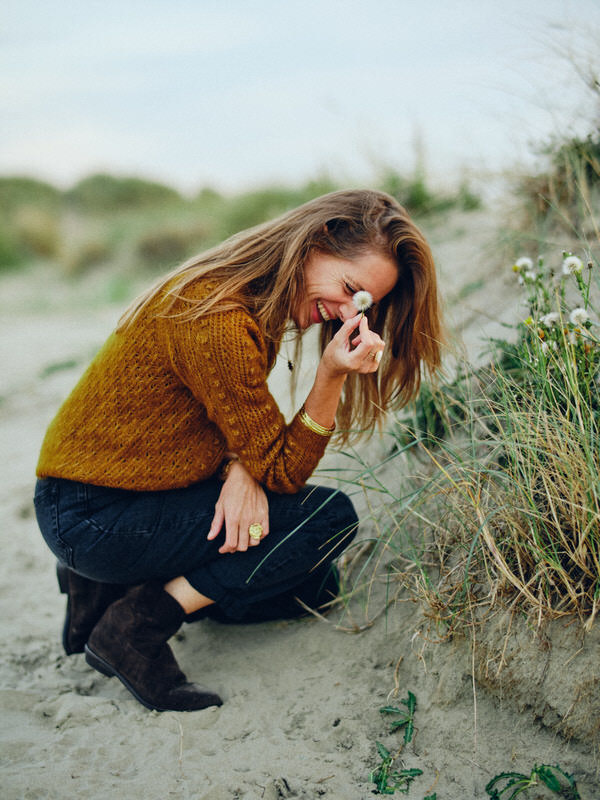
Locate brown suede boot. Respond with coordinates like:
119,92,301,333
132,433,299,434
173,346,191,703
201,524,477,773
85,582,222,712
57,562,126,655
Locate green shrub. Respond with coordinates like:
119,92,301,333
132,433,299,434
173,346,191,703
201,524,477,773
515,133,600,248
378,169,478,216
221,185,311,237
0,177,62,268
0,176,61,215
62,238,113,276
193,186,223,204
506,253,599,415
13,206,60,259
66,173,182,212
219,178,339,238
0,225,24,270
456,181,482,211
136,227,201,269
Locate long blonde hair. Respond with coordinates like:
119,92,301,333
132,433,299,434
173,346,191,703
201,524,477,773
119,189,443,441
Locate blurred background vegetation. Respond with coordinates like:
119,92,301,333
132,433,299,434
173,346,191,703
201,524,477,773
0,167,482,283
3,125,598,288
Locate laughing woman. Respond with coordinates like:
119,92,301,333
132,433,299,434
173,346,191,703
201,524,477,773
34,189,442,712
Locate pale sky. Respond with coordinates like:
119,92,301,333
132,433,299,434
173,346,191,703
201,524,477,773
2,0,599,192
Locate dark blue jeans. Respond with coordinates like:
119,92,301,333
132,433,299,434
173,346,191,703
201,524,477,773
34,477,358,621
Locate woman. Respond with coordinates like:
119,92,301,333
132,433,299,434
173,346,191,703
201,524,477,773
34,189,442,713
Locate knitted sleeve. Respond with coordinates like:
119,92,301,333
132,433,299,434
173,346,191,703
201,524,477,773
161,307,330,493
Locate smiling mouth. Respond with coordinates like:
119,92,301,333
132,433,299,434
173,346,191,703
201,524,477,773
317,300,332,321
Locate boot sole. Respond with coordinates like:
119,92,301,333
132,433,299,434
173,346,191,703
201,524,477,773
84,644,222,713
84,644,167,712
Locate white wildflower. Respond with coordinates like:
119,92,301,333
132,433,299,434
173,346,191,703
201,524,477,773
541,340,558,356
561,255,584,276
540,312,560,328
569,307,589,327
352,290,373,314
515,257,534,271
513,258,537,286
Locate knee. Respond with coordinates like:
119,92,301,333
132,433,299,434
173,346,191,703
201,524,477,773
309,486,358,550
330,489,358,536
271,484,359,549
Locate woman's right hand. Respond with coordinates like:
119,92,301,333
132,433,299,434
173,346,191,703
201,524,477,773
207,460,270,554
321,314,384,377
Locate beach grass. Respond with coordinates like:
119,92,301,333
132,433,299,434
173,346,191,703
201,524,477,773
346,127,600,636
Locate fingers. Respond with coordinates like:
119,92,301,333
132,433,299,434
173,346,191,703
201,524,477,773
212,504,269,554
207,504,224,540
343,317,384,372
339,315,384,355
364,348,383,371
220,516,243,554
330,313,362,347
245,511,269,548
210,461,270,553
339,312,363,332
218,518,268,554
248,520,269,547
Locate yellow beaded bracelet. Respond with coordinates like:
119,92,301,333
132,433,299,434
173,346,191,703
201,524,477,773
299,406,335,437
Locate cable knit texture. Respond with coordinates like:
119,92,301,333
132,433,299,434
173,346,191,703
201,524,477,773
37,279,330,492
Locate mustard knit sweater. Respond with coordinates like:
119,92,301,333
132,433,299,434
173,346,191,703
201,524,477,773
36,280,330,493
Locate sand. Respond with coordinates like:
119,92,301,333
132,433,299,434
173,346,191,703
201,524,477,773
1,209,598,799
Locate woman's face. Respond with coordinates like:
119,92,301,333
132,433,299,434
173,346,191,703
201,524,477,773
293,250,398,330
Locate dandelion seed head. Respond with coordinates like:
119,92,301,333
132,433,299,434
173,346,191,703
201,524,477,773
515,257,534,271
541,312,560,328
541,340,558,356
352,290,373,313
562,255,583,276
569,307,589,326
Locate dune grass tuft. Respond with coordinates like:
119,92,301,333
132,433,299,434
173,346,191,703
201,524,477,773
369,244,600,634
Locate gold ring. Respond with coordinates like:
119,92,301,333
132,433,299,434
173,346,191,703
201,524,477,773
374,350,382,363
248,523,263,540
